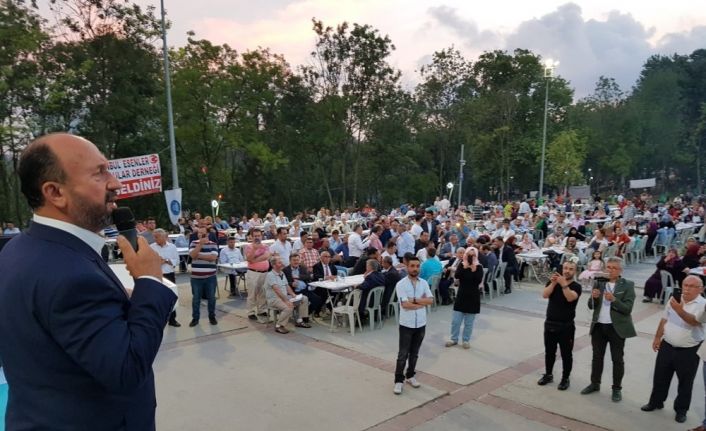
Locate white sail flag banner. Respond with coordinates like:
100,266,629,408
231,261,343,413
629,178,656,189
164,188,182,226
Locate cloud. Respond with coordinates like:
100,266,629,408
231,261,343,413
426,5,500,48
427,2,703,98
657,25,706,55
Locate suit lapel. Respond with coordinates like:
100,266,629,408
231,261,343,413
29,222,129,298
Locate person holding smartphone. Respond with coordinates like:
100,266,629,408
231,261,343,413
641,275,706,425
582,257,636,402
537,261,581,390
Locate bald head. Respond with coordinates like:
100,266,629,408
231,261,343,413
19,133,121,232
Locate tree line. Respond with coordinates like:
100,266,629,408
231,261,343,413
1,0,705,227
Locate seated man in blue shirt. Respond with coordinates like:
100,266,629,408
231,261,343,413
420,247,443,285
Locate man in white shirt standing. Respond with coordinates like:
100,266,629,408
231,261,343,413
641,276,706,425
410,215,424,239
396,224,415,261
269,227,292,266
393,256,434,395
219,235,246,298
347,224,368,266
150,229,181,327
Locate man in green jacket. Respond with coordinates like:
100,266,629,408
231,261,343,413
581,256,636,402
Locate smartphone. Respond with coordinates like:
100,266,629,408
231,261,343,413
672,287,682,302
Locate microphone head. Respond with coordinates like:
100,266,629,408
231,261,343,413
112,207,136,231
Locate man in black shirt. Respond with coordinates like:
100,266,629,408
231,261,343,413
538,260,582,390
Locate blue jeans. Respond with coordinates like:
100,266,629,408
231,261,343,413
191,276,217,320
450,311,476,343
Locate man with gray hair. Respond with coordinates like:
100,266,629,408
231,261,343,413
642,275,706,424
582,257,636,402
264,256,311,334
356,258,386,316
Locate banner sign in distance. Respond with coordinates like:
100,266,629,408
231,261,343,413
108,154,162,199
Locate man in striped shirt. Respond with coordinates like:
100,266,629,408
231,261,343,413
189,227,219,327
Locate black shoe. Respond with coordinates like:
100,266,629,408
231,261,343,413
557,379,570,391
611,388,622,402
503,289,512,294
209,316,218,325
675,411,687,423
189,319,199,327
168,320,181,327
537,374,553,386
580,383,600,395
640,403,664,412
248,314,258,320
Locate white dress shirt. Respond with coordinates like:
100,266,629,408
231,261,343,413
269,239,292,266
396,276,432,328
663,295,706,348
597,282,615,324
348,232,367,258
219,245,246,273
150,242,178,274
410,223,423,239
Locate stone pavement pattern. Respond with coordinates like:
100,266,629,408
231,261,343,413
155,259,705,430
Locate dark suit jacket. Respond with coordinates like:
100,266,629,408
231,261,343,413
283,265,312,288
587,277,637,339
0,222,177,431
496,245,518,270
312,261,338,280
420,219,439,244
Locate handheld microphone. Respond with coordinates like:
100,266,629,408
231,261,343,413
113,207,138,251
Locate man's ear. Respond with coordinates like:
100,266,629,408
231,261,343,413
41,182,68,210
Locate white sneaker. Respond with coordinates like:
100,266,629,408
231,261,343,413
393,382,403,395
406,377,421,388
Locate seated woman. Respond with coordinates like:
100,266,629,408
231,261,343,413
566,226,586,242
642,247,686,303
608,226,630,257
682,243,701,269
587,228,609,252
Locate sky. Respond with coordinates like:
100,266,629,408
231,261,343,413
45,0,706,97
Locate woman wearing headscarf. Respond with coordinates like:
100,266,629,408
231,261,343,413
445,247,484,349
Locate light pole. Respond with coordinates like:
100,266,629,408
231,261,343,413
160,0,179,189
538,58,559,205
458,144,466,208
446,182,454,207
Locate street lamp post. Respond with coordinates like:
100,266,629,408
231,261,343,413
160,0,179,190
446,182,454,207
538,58,559,205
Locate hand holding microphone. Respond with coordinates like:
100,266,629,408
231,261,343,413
117,236,163,280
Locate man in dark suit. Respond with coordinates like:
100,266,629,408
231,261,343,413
356,259,387,316
283,253,322,315
312,250,339,281
581,257,636,403
381,256,402,316
420,210,440,245
0,134,177,430
492,237,518,294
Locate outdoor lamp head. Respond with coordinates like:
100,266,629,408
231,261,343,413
211,200,219,209
446,182,454,190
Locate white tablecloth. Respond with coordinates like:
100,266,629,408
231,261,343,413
309,274,365,291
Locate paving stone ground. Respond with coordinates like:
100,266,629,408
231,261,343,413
155,257,705,430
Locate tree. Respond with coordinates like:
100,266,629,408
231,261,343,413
546,130,586,194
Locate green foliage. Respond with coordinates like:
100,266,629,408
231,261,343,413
1,0,706,228
545,130,587,188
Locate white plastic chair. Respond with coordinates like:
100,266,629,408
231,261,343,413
387,289,399,322
331,289,363,335
364,286,385,330
428,274,441,311
493,262,507,295
659,270,675,305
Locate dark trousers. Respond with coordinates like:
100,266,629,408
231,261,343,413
163,272,178,323
438,278,453,301
544,321,575,379
590,323,626,389
504,266,516,291
301,289,323,314
649,340,701,412
395,325,426,383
